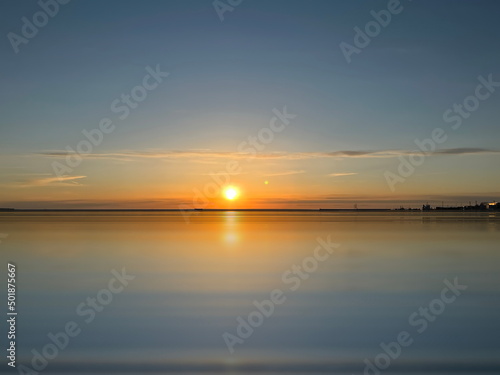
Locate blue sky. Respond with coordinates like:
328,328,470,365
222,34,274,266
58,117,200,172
1,0,499,208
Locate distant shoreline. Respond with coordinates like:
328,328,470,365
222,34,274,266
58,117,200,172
0,208,389,212
0,208,497,213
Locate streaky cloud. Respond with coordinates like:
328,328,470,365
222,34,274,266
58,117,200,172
327,172,358,177
36,147,500,162
264,170,305,177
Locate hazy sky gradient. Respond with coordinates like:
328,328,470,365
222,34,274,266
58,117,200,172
1,0,499,208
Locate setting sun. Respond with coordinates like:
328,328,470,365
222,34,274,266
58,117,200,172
224,186,239,200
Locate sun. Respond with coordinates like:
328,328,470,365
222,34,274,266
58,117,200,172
224,186,239,200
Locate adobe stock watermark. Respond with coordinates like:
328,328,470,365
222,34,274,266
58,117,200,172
384,74,500,192
179,106,297,223
340,0,411,64
51,64,169,179
213,0,243,22
16,268,135,375
7,0,71,54
359,277,467,375
222,235,340,354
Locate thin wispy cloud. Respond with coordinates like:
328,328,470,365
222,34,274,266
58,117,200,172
432,148,493,155
4,175,87,188
35,175,86,186
36,147,500,162
264,170,305,177
327,172,358,177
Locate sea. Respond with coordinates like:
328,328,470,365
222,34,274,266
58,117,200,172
1,210,499,374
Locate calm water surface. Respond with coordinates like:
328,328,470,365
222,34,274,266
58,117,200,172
1,211,499,374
